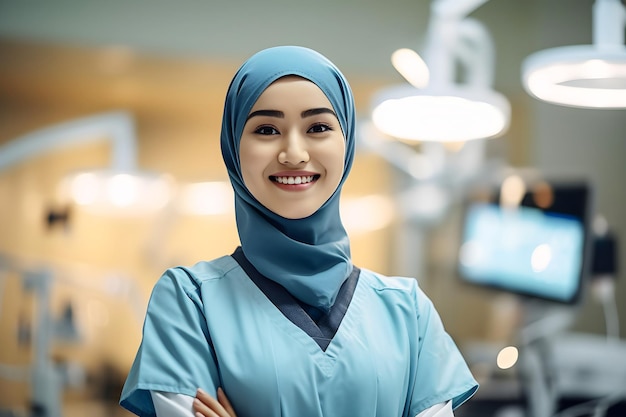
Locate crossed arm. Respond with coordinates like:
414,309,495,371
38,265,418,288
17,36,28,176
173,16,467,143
150,389,234,417
151,389,453,417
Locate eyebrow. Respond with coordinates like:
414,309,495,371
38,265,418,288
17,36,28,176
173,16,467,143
246,107,337,122
301,107,338,119
246,109,284,121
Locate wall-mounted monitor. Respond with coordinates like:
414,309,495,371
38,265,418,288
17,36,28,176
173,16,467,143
457,180,593,304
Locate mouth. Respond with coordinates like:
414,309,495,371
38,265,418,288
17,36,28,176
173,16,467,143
270,174,320,185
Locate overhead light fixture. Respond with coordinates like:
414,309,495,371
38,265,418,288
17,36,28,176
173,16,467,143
372,84,510,142
371,0,510,142
58,168,173,216
0,111,173,216
522,0,626,108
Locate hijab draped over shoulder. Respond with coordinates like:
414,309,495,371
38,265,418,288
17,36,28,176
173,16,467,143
220,46,356,311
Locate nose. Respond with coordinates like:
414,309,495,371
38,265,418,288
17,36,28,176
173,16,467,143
278,132,309,166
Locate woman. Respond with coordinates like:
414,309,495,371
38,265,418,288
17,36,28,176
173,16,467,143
120,45,478,417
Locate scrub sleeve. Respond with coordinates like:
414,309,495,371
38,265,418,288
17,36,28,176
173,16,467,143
120,269,219,417
407,283,478,414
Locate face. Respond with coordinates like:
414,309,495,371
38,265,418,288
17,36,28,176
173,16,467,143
239,76,346,219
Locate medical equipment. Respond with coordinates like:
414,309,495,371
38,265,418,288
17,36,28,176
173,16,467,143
457,179,594,305
0,253,147,417
0,258,79,417
456,175,626,417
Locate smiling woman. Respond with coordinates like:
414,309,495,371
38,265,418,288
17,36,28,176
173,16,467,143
119,46,478,417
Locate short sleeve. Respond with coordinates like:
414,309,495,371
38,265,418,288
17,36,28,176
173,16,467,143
409,286,478,415
119,268,220,417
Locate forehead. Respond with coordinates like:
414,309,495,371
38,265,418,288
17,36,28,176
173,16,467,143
251,75,333,110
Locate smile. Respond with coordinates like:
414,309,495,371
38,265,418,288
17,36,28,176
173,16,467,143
271,175,318,185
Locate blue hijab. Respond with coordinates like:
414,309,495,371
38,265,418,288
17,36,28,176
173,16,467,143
220,46,356,311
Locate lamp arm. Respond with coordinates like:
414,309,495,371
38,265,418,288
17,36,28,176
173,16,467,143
422,14,457,87
455,17,495,87
358,120,429,181
593,0,626,48
432,0,489,19
424,0,493,88
0,110,137,173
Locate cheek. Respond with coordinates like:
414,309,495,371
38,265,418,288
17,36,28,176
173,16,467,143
240,160,264,189
325,141,346,180
239,146,264,188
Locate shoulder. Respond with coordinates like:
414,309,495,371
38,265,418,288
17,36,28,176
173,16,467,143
358,267,421,293
357,268,435,312
171,255,240,284
151,255,241,301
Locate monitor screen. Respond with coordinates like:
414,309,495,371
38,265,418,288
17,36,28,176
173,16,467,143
457,181,592,304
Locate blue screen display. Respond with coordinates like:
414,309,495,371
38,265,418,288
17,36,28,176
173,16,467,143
458,203,586,303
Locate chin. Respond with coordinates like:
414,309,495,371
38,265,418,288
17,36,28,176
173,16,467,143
271,206,319,220
278,211,316,220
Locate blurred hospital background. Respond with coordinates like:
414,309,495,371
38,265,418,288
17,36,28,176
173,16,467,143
0,0,625,416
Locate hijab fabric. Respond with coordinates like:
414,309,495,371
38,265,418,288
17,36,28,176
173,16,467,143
220,46,356,311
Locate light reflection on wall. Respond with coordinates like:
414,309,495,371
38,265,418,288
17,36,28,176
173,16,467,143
176,181,234,216
341,194,395,236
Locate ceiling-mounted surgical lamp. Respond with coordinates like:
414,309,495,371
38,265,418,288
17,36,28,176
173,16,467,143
371,0,510,142
522,0,626,109
0,111,173,216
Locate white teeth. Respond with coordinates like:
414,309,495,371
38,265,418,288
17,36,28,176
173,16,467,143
275,176,315,184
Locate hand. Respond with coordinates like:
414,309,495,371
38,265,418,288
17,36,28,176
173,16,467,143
193,387,237,417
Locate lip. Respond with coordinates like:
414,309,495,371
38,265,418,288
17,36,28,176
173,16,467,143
271,170,318,177
269,170,320,190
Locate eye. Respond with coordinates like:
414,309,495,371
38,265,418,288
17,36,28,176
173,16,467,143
307,123,332,134
254,125,279,135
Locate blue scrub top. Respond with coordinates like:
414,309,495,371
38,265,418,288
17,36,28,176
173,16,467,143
120,255,478,417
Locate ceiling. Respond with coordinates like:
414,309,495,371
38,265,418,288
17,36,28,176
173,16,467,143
0,0,597,94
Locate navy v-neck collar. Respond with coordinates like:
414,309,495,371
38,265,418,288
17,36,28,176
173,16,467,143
231,247,359,351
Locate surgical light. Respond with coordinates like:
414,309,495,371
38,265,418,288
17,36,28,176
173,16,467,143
0,111,174,216
522,0,626,109
372,85,509,142
371,0,510,143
